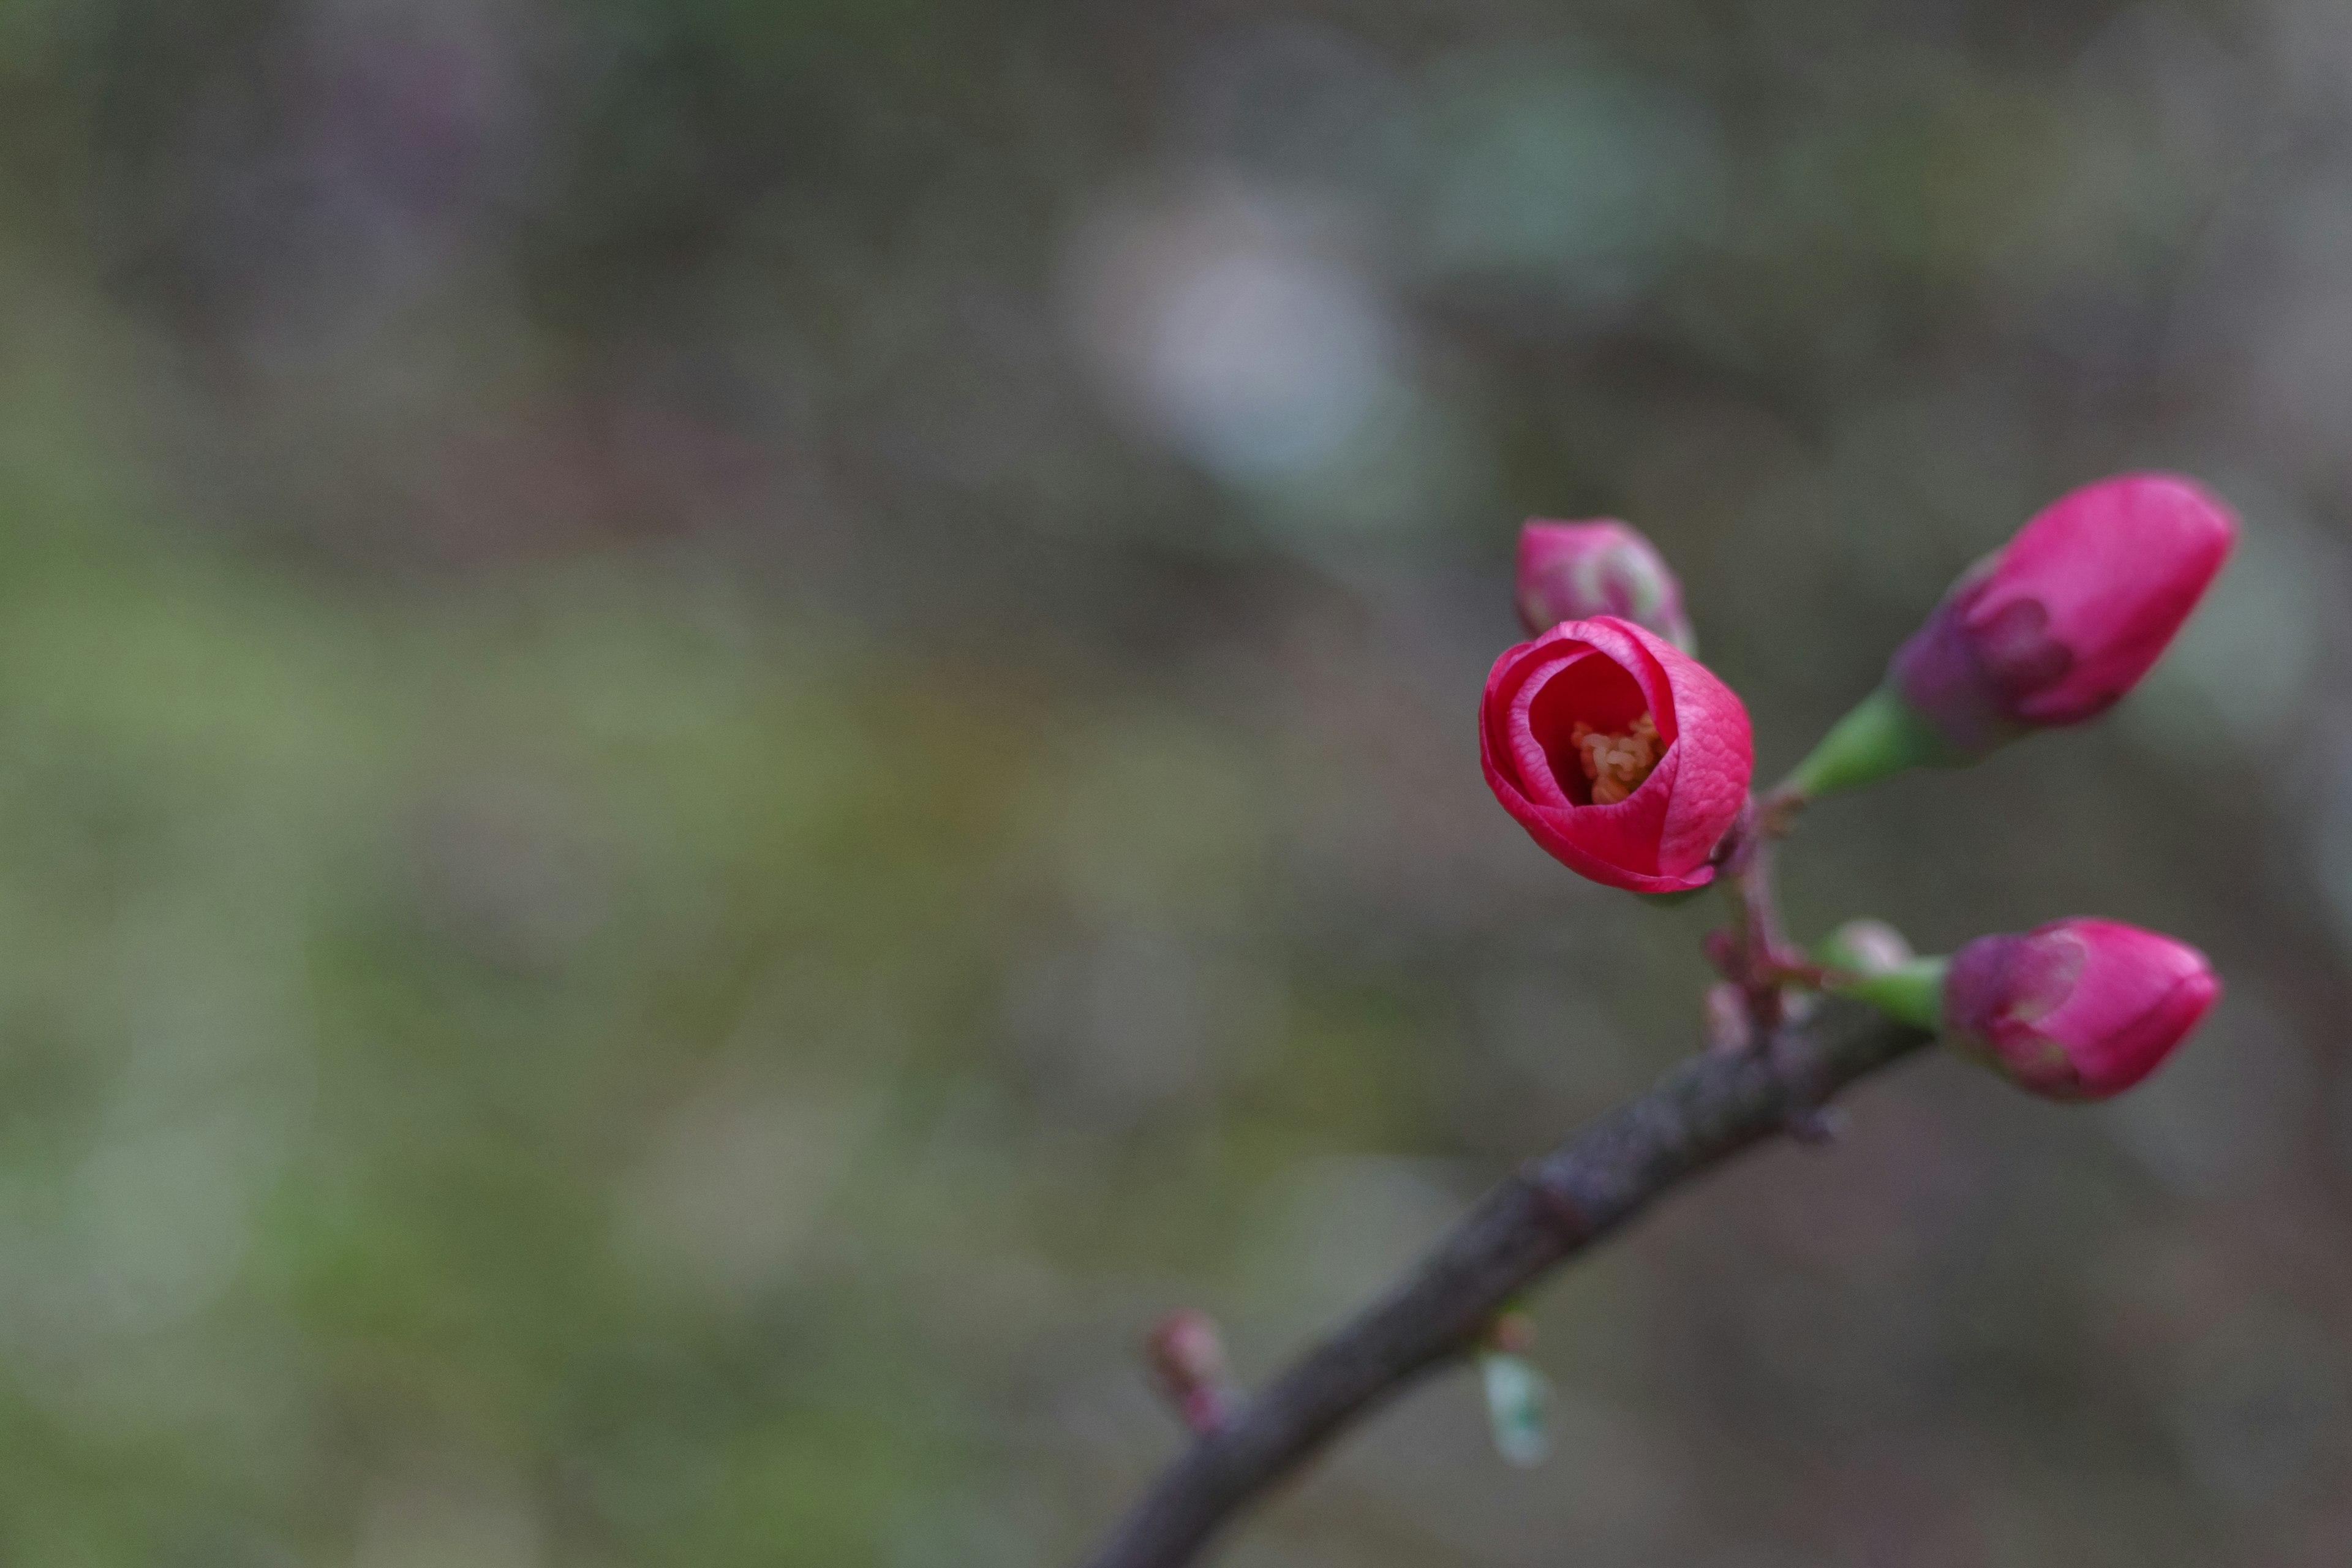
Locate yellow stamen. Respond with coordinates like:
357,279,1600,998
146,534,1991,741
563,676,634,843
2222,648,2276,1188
1570,714,1662,805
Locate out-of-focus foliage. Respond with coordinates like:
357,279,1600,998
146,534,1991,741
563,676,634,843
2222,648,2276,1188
1,1,2349,1564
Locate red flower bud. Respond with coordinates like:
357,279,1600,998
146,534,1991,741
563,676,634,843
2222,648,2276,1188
1891,473,2236,756
1516,519,1698,652
1945,918,2220,1101
1480,616,1753,894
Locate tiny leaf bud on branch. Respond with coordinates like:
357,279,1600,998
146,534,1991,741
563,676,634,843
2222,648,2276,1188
1816,918,1948,1031
1146,1310,1235,1436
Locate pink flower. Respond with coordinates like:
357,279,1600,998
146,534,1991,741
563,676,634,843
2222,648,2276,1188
1892,474,2236,755
1480,616,1753,894
1516,519,1698,652
1945,918,2220,1100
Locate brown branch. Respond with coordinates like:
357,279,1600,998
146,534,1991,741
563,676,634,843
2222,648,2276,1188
1078,997,1934,1568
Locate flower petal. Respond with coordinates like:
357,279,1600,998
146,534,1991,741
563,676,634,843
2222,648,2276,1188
1477,616,1754,893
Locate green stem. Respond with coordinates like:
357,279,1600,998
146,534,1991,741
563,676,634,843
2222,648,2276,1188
1777,685,1954,805
1823,956,1950,1033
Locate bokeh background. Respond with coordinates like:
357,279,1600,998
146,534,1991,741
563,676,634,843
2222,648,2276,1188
0,0,2346,1563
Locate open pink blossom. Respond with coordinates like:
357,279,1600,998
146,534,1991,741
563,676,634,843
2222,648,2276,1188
1891,473,2236,756
1480,616,1752,894
1516,519,1698,652
1945,918,2220,1100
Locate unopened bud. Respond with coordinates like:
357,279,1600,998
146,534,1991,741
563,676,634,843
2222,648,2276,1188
1780,474,2236,802
1515,519,1697,652
1819,919,1915,977
1945,918,2220,1101
1892,475,2234,757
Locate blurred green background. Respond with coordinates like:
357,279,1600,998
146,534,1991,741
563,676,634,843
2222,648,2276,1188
0,1,2346,1563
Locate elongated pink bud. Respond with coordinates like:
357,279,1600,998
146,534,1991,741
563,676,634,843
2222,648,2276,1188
1945,918,2220,1100
1516,520,1697,652
1891,474,2236,756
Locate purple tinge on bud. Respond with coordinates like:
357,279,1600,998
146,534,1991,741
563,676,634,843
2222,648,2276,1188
1889,474,2236,756
1516,519,1697,652
1945,918,2220,1100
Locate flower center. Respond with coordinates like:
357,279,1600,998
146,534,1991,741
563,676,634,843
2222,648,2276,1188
1570,714,1662,805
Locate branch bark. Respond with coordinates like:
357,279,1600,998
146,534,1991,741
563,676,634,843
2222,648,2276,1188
1079,997,1934,1568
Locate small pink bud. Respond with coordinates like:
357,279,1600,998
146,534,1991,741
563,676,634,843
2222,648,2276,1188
1891,474,2236,756
1516,520,1698,652
1480,616,1754,894
1146,1309,1233,1434
1945,918,2220,1100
